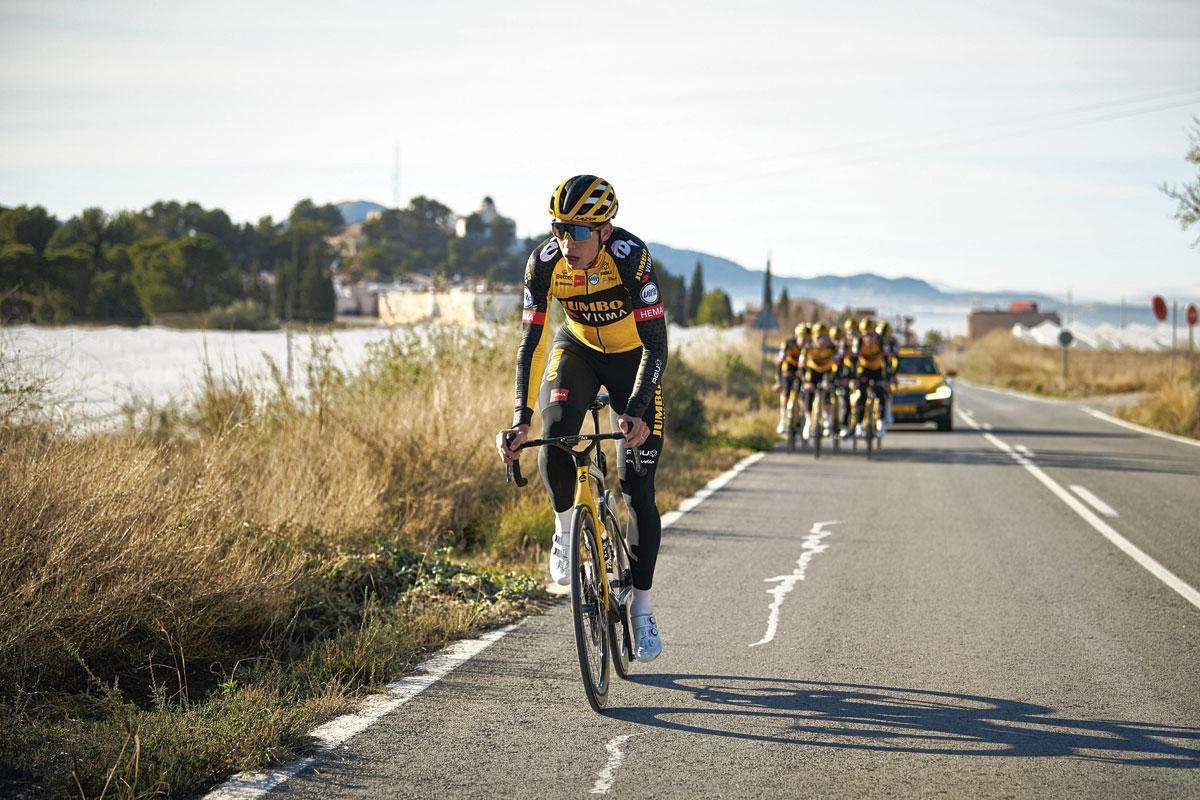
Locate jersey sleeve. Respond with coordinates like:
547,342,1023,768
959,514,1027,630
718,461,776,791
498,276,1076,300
512,239,556,426
609,232,668,420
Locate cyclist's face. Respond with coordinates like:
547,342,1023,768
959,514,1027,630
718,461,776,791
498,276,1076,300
554,220,611,268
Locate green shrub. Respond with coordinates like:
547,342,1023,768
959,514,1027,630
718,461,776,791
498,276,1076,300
206,299,277,331
662,354,707,442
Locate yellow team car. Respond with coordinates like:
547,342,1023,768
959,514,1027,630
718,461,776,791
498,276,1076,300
891,347,954,431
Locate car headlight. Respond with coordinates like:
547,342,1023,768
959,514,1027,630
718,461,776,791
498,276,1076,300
925,384,952,401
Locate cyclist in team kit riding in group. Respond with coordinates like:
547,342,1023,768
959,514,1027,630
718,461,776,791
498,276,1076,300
800,323,840,439
774,323,808,434
496,175,668,662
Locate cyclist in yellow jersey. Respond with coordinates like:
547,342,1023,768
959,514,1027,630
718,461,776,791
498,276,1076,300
774,322,808,433
800,322,839,439
879,321,899,424
496,175,667,662
850,317,889,437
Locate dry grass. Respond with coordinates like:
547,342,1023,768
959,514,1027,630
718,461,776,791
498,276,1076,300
0,324,769,798
955,329,1200,440
1117,379,1200,439
956,329,1176,397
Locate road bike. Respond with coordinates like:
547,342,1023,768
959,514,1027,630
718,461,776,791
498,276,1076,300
852,378,889,459
505,394,643,713
805,372,835,460
783,375,807,453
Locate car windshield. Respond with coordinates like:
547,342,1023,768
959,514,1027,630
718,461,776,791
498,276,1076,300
898,356,939,375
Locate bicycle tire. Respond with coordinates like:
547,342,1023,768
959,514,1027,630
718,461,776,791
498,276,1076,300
570,504,610,712
811,389,823,460
865,396,875,460
601,503,633,680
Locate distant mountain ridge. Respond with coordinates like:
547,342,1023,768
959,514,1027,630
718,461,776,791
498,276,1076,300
336,200,387,224
646,241,1178,329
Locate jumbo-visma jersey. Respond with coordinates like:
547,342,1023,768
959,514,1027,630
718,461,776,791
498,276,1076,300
512,229,669,426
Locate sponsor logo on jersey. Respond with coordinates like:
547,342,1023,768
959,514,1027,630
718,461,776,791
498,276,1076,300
523,287,533,307
522,309,546,325
611,239,636,259
635,304,665,322
545,347,564,381
540,241,559,262
634,250,650,282
563,298,624,313
573,273,585,287
640,283,659,305
550,388,570,403
589,273,599,286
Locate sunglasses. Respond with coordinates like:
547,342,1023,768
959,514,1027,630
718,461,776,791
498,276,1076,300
551,221,600,241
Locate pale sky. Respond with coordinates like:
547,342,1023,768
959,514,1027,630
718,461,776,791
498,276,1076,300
2,0,1199,301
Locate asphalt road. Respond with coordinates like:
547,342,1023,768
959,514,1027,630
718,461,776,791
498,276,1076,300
262,381,1200,799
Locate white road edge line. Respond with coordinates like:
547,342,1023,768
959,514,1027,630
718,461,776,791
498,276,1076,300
205,449,769,799
661,451,766,529
955,410,1200,611
1015,444,1035,458
590,733,644,795
1083,407,1200,450
203,622,523,800
955,379,1066,404
1069,485,1119,518
750,520,840,647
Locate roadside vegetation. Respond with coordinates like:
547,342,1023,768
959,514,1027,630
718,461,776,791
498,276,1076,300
0,326,770,799
950,329,1200,439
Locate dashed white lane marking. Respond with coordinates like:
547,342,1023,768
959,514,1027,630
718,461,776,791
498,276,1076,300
750,521,840,647
955,410,1200,611
203,622,523,800
1015,444,1035,458
1070,485,1119,518
590,733,644,795
660,451,765,529
1083,407,1200,450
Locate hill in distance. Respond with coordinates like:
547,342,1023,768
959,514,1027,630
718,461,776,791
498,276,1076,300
336,200,388,224
646,241,1176,329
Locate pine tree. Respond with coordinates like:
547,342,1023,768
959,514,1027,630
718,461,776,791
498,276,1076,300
687,259,705,321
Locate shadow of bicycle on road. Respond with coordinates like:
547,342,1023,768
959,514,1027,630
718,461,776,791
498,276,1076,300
609,674,1200,768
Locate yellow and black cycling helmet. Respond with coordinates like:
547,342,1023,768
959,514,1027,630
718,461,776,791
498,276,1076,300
549,175,618,223
793,323,806,338
858,317,876,333
812,322,827,336
831,327,844,342
843,318,856,331
877,321,892,337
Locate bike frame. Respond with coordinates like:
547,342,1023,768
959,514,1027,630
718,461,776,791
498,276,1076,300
505,409,643,617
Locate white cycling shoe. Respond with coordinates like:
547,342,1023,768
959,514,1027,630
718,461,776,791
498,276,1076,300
631,613,662,662
548,530,570,586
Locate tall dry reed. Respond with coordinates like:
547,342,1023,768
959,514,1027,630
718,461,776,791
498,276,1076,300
0,327,535,690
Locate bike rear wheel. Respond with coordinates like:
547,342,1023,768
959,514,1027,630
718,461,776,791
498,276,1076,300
570,505,610,712
811,390,823,459
601,502,633,680
865,397,876,459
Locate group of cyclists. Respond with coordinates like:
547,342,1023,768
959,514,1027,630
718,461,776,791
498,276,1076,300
773,317,900,441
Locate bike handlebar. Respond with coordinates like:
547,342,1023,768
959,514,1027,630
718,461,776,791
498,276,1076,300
505,431,644,487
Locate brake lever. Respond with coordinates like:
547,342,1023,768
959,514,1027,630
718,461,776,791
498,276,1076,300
504,432,528,487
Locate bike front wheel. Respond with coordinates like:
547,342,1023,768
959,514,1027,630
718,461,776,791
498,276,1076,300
601,502,633,680
570,504,610,712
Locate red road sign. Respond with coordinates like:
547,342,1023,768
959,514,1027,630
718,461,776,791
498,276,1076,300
1152,295,1168,322
1188,303,1198,327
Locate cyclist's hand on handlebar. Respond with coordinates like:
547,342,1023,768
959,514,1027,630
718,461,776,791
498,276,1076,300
496,424,529,464
616,414,649,448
